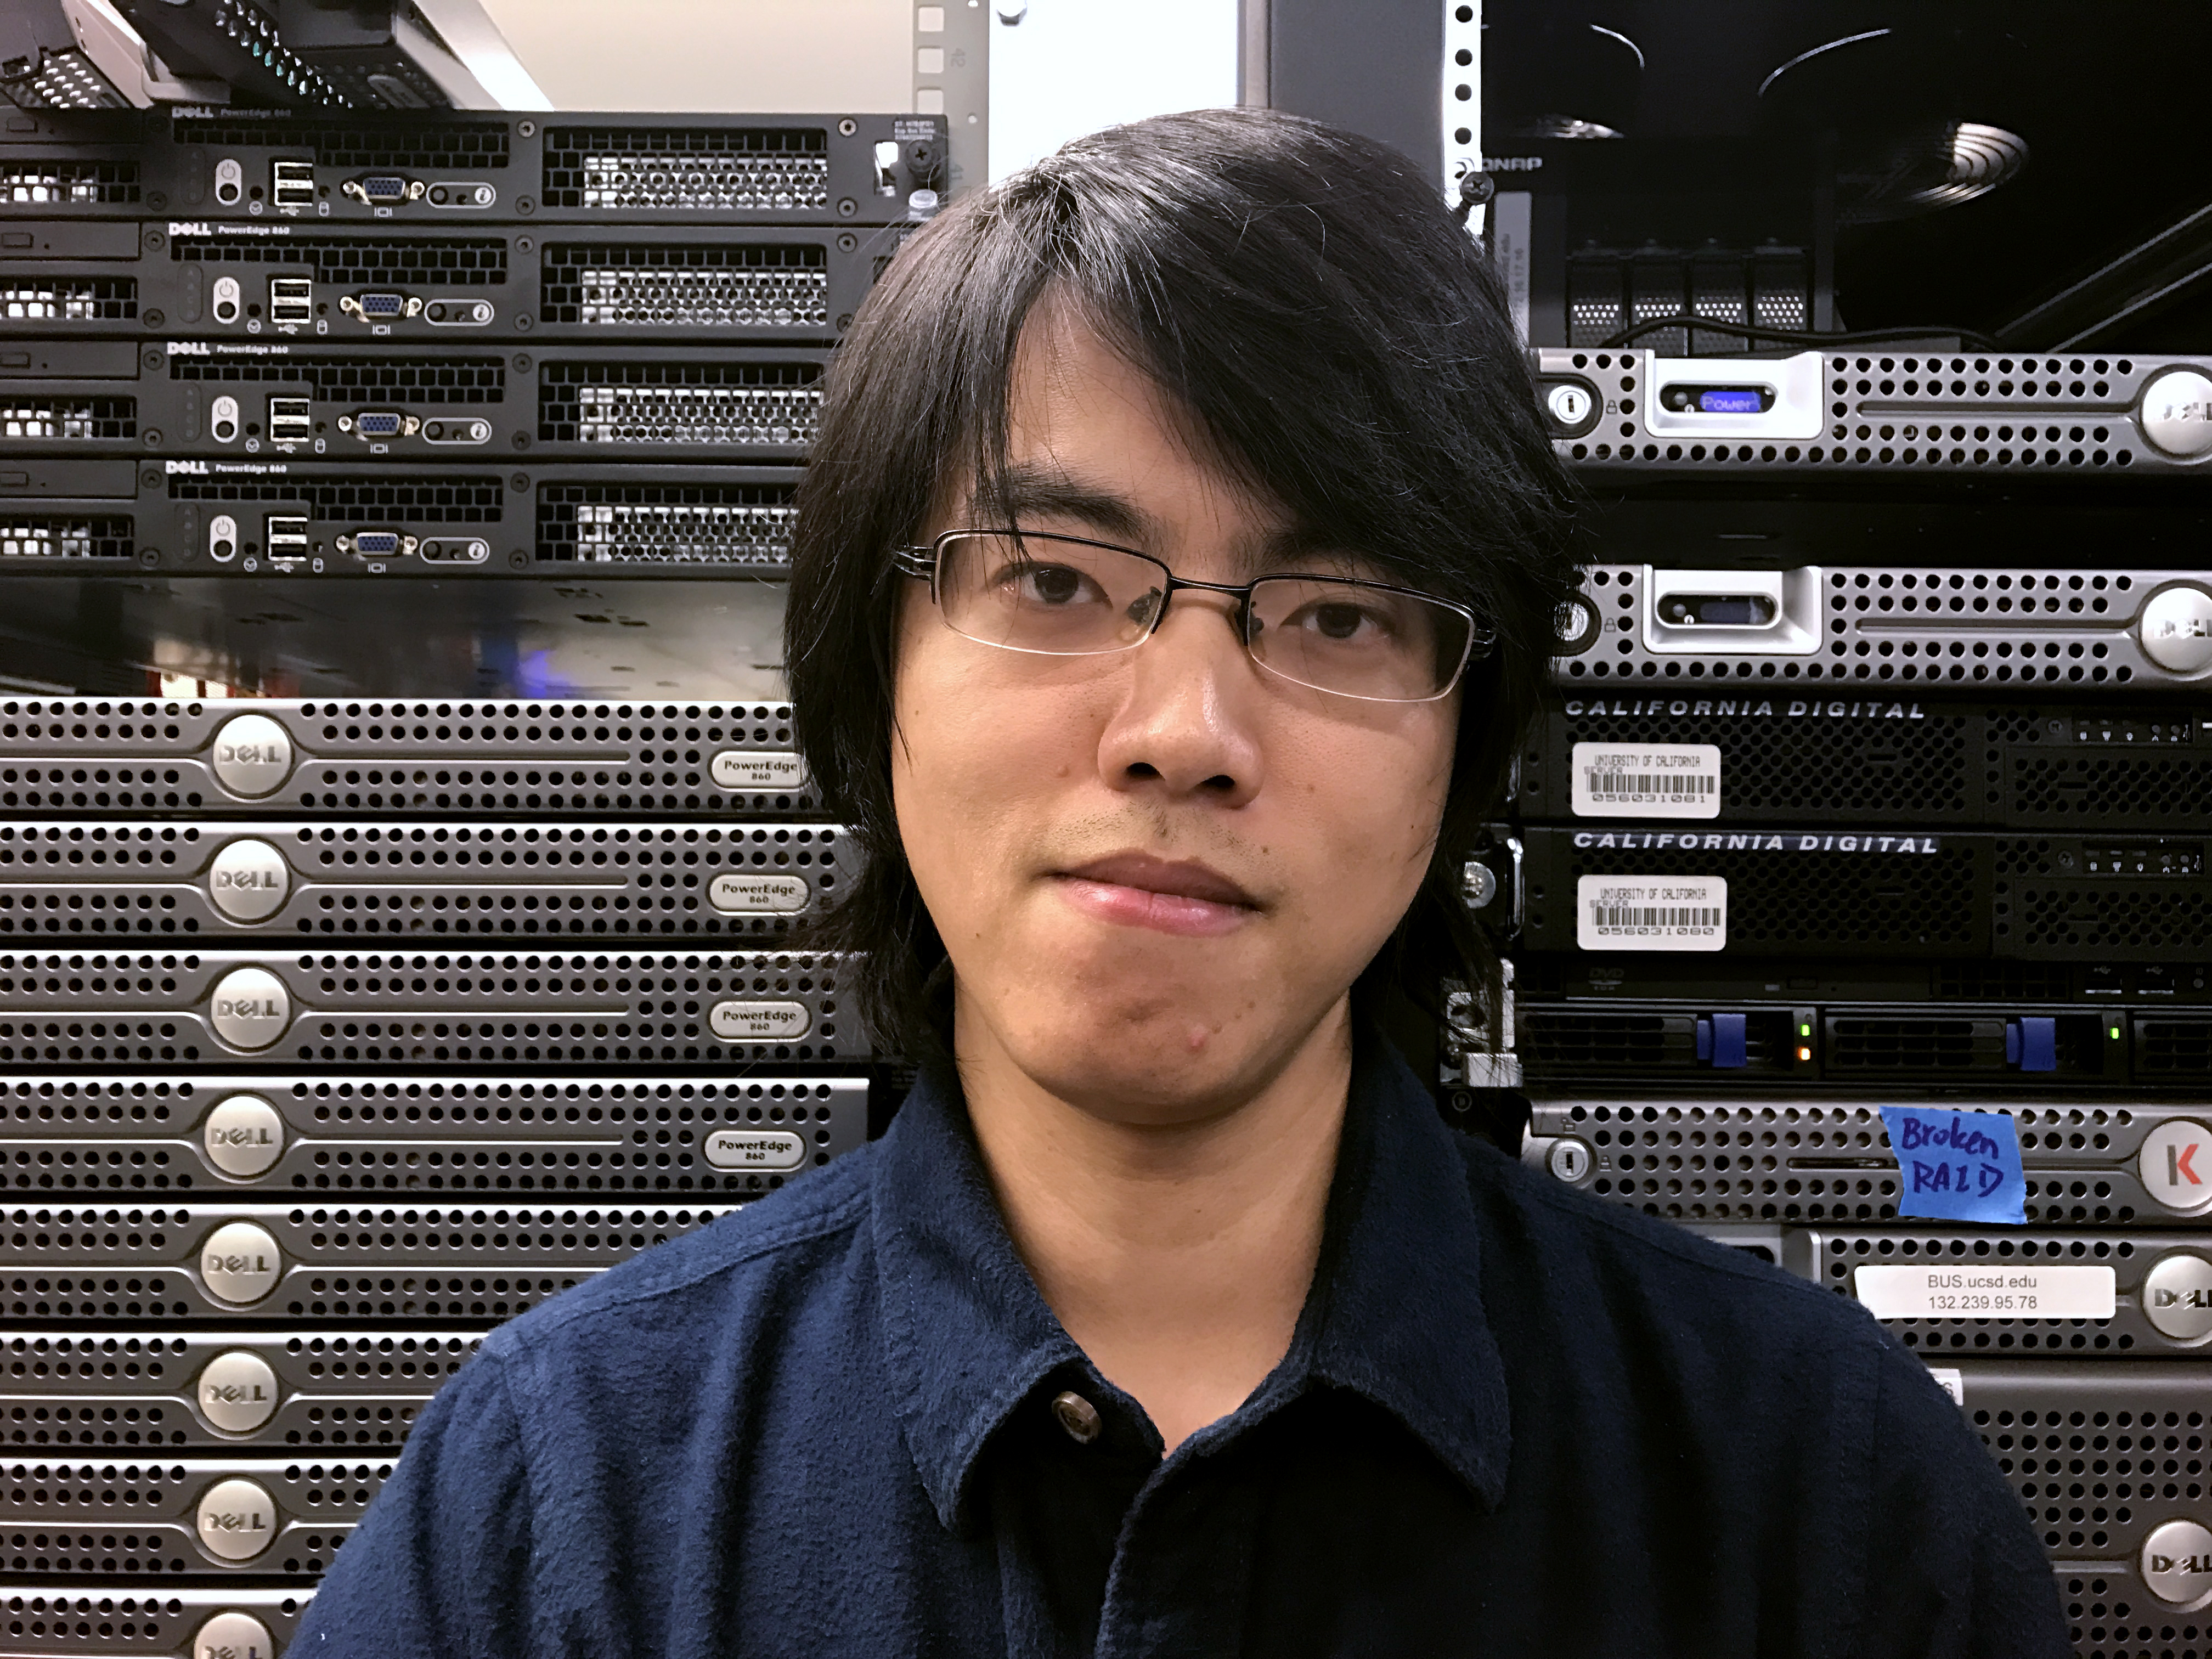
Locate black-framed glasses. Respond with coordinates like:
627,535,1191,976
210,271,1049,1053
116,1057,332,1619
893,530,1492,703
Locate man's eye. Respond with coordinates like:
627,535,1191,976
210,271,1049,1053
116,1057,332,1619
1305,601,1383,641
1005,563,1088,603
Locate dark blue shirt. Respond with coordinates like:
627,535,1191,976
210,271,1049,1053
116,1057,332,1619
295,1037,2067,1658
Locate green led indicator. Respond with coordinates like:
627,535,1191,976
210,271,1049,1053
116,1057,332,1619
2110,1026,2122,1040
1799,1022,1812,1037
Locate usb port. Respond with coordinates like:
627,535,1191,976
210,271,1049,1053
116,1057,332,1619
272,160,316,206
268,278,314,323
268,397,312,435
265,515,309,557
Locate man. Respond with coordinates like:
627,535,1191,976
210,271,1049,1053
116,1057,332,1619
296,109,2067,1657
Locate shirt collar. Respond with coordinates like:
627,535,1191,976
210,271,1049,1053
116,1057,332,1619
871,1028,1513,1528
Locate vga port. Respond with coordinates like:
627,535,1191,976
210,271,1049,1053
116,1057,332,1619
340,292,422,321
341,174,422,205
339,529,416,559
338,410,419,440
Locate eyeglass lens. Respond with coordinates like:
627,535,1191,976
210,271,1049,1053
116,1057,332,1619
934,532,1471,701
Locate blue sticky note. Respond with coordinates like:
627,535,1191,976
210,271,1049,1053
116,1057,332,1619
1879,1105,2027,1224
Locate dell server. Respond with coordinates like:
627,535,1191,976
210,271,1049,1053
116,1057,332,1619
0,1588,309,1656
1554,565,2212,692
1,1072,866,1197
0,107,947,225
1691,1221,2212,1358
0,1453,384,1576
0,219,888,342
1520,694,2212,829
0,1201,733,1325
0,338,828,462
0,1073,866,1196
1534,347,2212,477
1495,823,2212,962
0,948,861,1066
0,818,850,940
1522,1095,2212,1225
3,459,806,577
0,697,819,816
0,1328,482,1451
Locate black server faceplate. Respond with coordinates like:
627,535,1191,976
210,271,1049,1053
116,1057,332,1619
1505,993,2210,1090
0,338,830,462
1554,561,2212,696
0,1586,309,1655
0,697,820,817
0,1073,868,1198
0,107,946,225
0,948,863,1067
0,818,850,942
1534,346,2212,480
0,1328,482,1452
0,219,889,341
1515,953,2211,1006
1522,1093,2212,1226
3,460,808,578
1522,694,2212,829
1505,824,2212,963
0,1453,382,1578
0,1200,736,1325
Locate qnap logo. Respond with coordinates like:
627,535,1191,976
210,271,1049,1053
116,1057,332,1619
1481,156,1544,171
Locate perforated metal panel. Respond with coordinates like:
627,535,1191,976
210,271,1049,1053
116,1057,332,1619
1556,566,2212,692
1812,1227,2208,1356
1538,347,2212,477
1526,1095,2212,1224
0,1201,735,1324
0,1585,310,1654
0,948,864,1065
0,1329,482,1450
0,819,850,940
0,1455,385,1576
0,1073,867,1195
0,698,820,816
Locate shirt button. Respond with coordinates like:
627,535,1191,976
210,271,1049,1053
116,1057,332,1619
1051,1390,1102,1444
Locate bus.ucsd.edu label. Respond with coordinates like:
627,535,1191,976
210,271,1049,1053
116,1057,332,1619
1572,829,1944,951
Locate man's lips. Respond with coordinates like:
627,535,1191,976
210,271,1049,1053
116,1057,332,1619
1051,853,1260,938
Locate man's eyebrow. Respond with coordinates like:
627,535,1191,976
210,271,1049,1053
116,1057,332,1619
981,464,1167,549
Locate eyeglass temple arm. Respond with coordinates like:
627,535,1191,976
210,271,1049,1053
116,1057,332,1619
891,546,937,578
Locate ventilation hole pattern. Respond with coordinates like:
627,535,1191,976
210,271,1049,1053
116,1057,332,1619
167,354,506,402
0,280,137,322
538,359,820,446
0,519,131,561
163,475,504,522
168,236,509,287
0,399,136,442
535,482,794,566
540,243,827,328
170,118,511,170
0,161,140,206
542,127,830,212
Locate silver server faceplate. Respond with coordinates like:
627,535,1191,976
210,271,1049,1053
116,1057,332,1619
1,1328,483,1452
0,698,818,815
1525,1095,2212,1226
0,1454,386,1577
0,1074,866,1196
0,948,861,1065
1,1201,738,1325
0,1587,310,1655
0,819,850,940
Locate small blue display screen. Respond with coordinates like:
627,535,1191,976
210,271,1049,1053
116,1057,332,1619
1698,388,1765,414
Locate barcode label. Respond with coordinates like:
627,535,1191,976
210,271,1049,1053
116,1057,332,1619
1576,875,1727,951
1570,742,1722,819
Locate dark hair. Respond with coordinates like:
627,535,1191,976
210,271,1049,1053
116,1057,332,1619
786,106,1580,1064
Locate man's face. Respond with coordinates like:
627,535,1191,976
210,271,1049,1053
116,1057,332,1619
890,312,1459,1125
